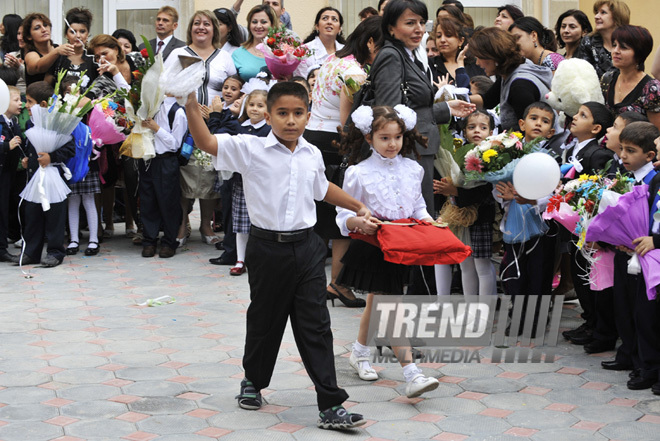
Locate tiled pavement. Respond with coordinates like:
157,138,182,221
1,223,660,440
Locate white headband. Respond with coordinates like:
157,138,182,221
351,105,417,135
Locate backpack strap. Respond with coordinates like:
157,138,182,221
167,102,184,131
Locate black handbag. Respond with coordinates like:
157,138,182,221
325,154,349,188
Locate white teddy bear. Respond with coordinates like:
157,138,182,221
545,58,604,118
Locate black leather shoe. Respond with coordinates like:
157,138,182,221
601,360,634,371
562,323,590,340
159,246,175,258
627,375,656,390
0,251,18,262
142,245,156,258
568,328,594,345
13,254,37,265
41,255,62,267
630,368,641,379
209,256,235,265
584,340,616,354
652,382,660,395
84,242,99,256
215,241,225,251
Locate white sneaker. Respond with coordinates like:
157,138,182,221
405,373,439,398
349,352,378,381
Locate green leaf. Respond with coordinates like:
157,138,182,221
141,35,155,62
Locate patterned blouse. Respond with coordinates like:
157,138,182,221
600,70,660,116
575,33,613,78
541,52,565,72
307,54,367,132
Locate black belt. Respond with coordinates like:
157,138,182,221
250,226,312,243
155,152,178,158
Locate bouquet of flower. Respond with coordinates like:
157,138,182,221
118,37,165,160
463,131,544,184
88,102,127,149
257,24,313,79
20,71,96,210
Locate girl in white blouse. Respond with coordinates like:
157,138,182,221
335,105,441,399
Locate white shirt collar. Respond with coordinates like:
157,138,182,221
633,161,655,183
158,35,173,47
264,131,313,153
573,138,594,157
404,47,415,62
241,119,266,129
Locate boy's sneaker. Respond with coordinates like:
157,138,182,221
236,378,262,410
405,373,439,398
317,405,365,430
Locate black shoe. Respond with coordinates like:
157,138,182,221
317,405,365,430
41,255,62,267
215,241,225,251
601,360,634,371
0,251,18,262
568,328,594,345
159,246,175,258
209,256,236,265
66,241,79,255
84,242,99,256
13,254,37,265
236,378,262,410
327,283,365,308
584,340,616,354
652,382,660,395
562,323,590,340
630,368,641,379
142,245,156,258
627,375,656,390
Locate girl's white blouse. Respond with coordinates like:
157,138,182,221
336,150,430,236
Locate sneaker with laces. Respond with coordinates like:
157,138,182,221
405,373,439,398
236,378,262,410
317,405,365,430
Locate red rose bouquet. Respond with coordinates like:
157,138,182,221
257,25,313,79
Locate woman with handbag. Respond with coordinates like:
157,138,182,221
304,16,383,307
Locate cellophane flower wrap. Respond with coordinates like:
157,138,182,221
463,131,544,185
20,71,96,210
160,53,205,106
257,25,313,79
89,102,127,148
585,185,660,300
119,37,165,160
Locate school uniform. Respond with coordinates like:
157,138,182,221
138,97,186,250
211,131,349,411
612,164,659,372
563,139,614,333
21,130,76,263
0,115,21,257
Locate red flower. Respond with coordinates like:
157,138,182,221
140,48,149,58
293,47,306,57
584,199,595,213
117,105,126,113
273,49,284,57
564,192,575,203
132,70,142,80
267,38,276,47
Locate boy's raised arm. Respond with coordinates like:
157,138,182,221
185,92,218,156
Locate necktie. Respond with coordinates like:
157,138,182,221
156,40,164,54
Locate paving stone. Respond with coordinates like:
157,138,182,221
0,386,55,405
459,377,523,394
58,384,120,401
220,429,297,440
496,363,560,374
416,397,486,415
571,404,642,423
276,405,321,426
505,409,579,430
437,414,512,435
0,343,44,358
341,385,400,403
52,368,115,385
49,355,108,369
440,363,504,378
178,362,241,378
0,371,50,387
137,414,208,434
531,428,608,441
47,342,104,356
122,380,186,397
41,319,91,331
103,340,161,353
0,333,40,345
128,397,196,415
167,350,230,364
0,358,47,373
598,421,660,441
65,419,136,439
110,353,169,367
543,388,615,406
207,411,281,430
635,398,660,415
521,372,586,389
116,366,178,381
0,421,63,440
465,435,530,441
347,401,421,421
262,389,317,407
367,420,440,439
0,403,59,421
99,328,153,340
60,400,128,419
149,435,214,441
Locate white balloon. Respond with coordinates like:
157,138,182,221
513,152,561,200
0,79,9,115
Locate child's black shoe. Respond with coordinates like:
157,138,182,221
317,405,365,430
236,378,262,410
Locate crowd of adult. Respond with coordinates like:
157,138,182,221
1,0,660,293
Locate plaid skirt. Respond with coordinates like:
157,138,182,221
68,170,101,195
469,221,493,259
232,175,251,234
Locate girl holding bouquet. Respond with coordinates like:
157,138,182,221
336,105,440,398
231,5,277,81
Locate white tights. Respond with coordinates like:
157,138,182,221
235,232,249,267
68,194,99,247
434,257,497,296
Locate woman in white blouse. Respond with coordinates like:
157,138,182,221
165,10,236,246
295,7,345,77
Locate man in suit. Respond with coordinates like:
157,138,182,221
139,6,185,62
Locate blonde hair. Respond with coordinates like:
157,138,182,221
593,0,630,29
239,90,268,123
7,85,20,96
158,6,179,23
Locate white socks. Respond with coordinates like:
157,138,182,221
434,264,453,296
68,194,99,247
352,340,372,370
403,363,422,382
235,232,249,265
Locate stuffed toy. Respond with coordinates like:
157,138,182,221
545,58,604,118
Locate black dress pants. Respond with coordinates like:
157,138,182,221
139,155,181,249
243,230,348,411
22,200,66,262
